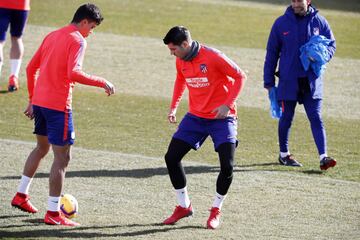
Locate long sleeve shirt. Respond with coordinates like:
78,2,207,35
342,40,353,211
171,45,246,119
27,24,106,112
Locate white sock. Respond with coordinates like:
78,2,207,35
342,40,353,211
17,175,33,194
10,59,22,78
175,187,190,208
320,153,328,161
47,196,60,212
212,192,226,209
280,151,290,158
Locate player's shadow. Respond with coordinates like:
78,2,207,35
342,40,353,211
1,161,323,180
0,90,9,94
0,222,204,238
1,163,281,180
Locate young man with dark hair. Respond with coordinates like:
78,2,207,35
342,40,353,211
162,26,246,229
0,0,30,91
11,3,115,226
264,0,337,169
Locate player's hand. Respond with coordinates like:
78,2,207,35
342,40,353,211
104,80,115,96
212,105,230,119
168,108,177,124
24,103,34,120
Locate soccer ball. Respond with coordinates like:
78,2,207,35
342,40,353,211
60,194,78,219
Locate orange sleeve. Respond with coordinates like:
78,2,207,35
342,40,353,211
215,53,246,109
67,40,106,88
26,44,42,102
170,59,186,110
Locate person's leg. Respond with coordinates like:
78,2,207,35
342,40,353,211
303,95,326,156
278,100,297,154
303,94,336,170
163,138,194,225
0,8,11,80
214,143,235,203
278,100,302,166
49,144,71,197
22,135,50,178
0,41,4,79
44,144,79,226
9,36,23,76
11,135,50,213
207,117,237,229
8,9,28,91
164,138,192,191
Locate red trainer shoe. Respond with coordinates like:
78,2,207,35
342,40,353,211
11,192,38,213
163,204,193,225
207,207,221,229
8,75,19,92
44,211,80,226
320,156,337,170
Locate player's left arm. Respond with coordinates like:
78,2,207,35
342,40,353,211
321,17,336,60
67,40,115,95
212,53,246,118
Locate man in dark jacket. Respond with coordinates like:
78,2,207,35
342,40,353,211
263,0,337,170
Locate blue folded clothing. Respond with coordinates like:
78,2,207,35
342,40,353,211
300,35,333,77
268,87,282,119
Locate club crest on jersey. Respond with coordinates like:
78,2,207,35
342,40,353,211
200,64,208,73
313,27,319,35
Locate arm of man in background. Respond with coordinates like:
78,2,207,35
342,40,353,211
264,22,281,91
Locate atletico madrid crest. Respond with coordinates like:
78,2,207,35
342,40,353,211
200,64,208,73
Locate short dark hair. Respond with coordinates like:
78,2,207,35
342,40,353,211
163,26,190,45
71,3,104,25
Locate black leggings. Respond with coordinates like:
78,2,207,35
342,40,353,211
164,138,235,195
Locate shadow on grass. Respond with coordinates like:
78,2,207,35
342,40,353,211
0,163,323,180
0,214,29,219
0,90,9,94
0,222,204,238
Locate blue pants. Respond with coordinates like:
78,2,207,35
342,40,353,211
278,93,327,155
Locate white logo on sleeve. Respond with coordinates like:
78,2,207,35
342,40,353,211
185,77,210,88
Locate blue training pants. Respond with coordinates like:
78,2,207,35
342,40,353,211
278,93,327,155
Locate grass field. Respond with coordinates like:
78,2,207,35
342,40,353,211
0,0,359,239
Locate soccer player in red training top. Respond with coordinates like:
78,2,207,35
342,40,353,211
11,3,115,226
162,26,246,229
0,0,30,91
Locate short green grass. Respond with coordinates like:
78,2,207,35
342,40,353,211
0,89,358,182
28,0,360,59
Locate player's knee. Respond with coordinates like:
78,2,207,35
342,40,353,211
308,112,322,123
221,164,234,179
36,144,50,158
164,151,177,167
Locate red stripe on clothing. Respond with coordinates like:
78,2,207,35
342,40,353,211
281,101,285,112
63,111,69,141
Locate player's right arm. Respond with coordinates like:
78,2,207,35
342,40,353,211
264,20,281,90
168,59,186,123
67,39,115,96
25,42,43,119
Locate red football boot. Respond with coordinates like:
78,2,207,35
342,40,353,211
320,156,337,170
11,192,38,213
8,75,19,92
206,207,221,229
44,211,80,226
163,204,193,225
